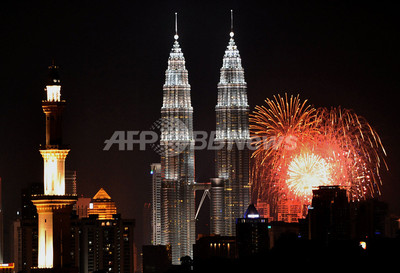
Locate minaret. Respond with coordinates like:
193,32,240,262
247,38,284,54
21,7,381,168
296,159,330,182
41,63,68,195
214,10,251,236
32,63,77,269
160,13,195,265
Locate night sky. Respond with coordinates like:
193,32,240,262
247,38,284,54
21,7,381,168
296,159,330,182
0,1,399,250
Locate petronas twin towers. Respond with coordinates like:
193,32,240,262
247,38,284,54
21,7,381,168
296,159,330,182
159,12,250,264
160,23,196,264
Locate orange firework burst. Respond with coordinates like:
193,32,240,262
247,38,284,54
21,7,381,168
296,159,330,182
250,94,388,216
286,152,332,202
314,106,388,200
251,93,318,161
250,94,318,207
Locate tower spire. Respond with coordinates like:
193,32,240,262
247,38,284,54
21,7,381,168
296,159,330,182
174,12,179,40
230,9,234,38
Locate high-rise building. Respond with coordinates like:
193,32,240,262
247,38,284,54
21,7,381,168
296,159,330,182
160,14,196,264
276,199,304,223
21,183,42,220
210,178,224,235
215,12,250,236
255,199,273,221
20,218,38,272
17,183,42,272
354,198,389,239
150,163,162,245
11,218,22,273
88,188,117,220
75,188,135,273
78,215,135,273
142,245,171,273
65,170,77,195
79,189,135,273
236,204,269,258
31,63,77,269
76,196,91,219
308,186,351,243
143,202,152,246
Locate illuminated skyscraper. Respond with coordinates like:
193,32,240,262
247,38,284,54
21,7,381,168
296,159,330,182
79,190,135,273
31,63,77,269
215,12,251,236
160,13,195,264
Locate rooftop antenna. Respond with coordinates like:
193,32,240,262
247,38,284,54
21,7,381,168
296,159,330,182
230,9,234,37
174,12,179,40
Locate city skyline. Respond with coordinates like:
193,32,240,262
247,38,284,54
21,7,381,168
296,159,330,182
0,1,399,261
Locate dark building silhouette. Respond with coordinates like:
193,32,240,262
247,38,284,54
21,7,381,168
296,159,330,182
308,186,351,243
78,214,135,273
194,234,236,261
354,198,390,240
236,204,269,258
21,183,43,220
193,234,236,272
16,183,43,272
268,221,301,249
142,245,171,273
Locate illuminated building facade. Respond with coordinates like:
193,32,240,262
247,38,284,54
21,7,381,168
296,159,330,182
276,199,305,223
150,163,162,245
215,19,250,236
160,15,195,264
210,178,224,235
88,188,117,220
0,263,15,273
31,63,77,269
65,170,77,195
255,199,273,221
76,196,91,219
11,219,22,273
79,190,135,273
